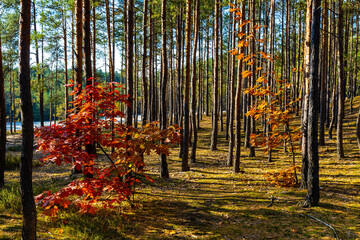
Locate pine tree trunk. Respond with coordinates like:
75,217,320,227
0,30,5,187
300,0,312,190
190,0,200,163
319,0,328,146
336,0,345,159
19,0,37,237
126,0,134,126
305,0,321,207
210,0,220,151
181,0,192,171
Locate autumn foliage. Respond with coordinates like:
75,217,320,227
35,82,181,216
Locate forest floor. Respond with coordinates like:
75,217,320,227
1,98,360,240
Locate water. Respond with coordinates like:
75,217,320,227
6,116,142,131
6,121,52,131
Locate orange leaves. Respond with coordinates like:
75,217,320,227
266,165,301,188
35,82,181,217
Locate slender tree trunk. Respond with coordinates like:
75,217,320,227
92,3,96,81
160,0,169,178
205,24,210,117
0,31,5,187
267,0,275,163
190,0,200,163
210,0,220,151
336,0,345,159
319,0,328,146
126,0,134,126
62,6,69,118
141,0,148,126
175,7,182,125
19,0,37,237
300,0,312,190
105,0,113,84
75,0,83,90
227,4,236,166
219,6,224,132
233,2,245,173
181,0,191,171
305,0,321,207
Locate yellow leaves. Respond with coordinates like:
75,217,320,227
237,40,249,48
242,70,252,79
236,53,245,60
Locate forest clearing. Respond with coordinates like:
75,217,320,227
1,96,360,239
1,0,360,239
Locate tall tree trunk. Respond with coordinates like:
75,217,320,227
160,0,169,178
181,0,191,171
84,0,96,158
190,0,200,163
19,0,37,237
126,0,134,126
336,0,345,159
233,2,245,173
0,30,5,187
175,7,183,125
75,0,83,90
248,0,256,157
92,3,96,81
219,6,224,132
319,0,328,146
305,0,321,207
141,0,148,126
62,6,69,118
105,0,113,84
227,3,236,166
210,0,220,151
267,0,275,163
300,0,312,190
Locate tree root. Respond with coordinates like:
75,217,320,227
305,214,339,239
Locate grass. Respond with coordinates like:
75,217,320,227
1,97,360,239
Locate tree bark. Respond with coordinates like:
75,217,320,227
300,0,312,190
126,0,134,126
305,0,321,207
160,0,169,178
336,0,345,159
233,2,245,173
0,30,5,187
19,0,37,237
181,0,191,171
141,0,148,126
210,0,220,151
190,0,200,163
75,0,83,90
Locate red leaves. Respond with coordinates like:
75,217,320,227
35,82,181,217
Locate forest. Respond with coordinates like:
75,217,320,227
0,0,360,239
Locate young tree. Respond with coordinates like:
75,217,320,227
19,0,37,237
